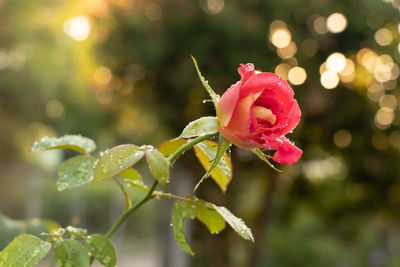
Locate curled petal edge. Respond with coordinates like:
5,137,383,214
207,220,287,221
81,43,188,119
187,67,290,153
264,137,302,165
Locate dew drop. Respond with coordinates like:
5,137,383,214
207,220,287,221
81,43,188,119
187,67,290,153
57,183,69,191
103,256,111,264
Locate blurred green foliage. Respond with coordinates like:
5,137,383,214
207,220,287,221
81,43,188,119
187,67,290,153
1,0,400,266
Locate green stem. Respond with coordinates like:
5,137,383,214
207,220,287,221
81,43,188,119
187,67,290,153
169,132,218,164
102,132,218,241
105,181,158,239
153,191,192,202
114,177,133,210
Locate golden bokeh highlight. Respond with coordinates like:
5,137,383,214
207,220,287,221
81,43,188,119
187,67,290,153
326,52,346,72
313,16,327,34
359,49,378,73
275,63,291,80
277,41,297,59
379,94,397,111
270,20,287,31
333,129,352,148
367,83,384,102
339,59,355,76
271,28,292,48
319,62,327,75
93,67,112,85
46,100,64,119
339,59,355,82
355,48,398,85
63,16,91,41
326,13,348,33
321,70,339,89
288,66,307,85
375,28,393,46
374,64,392,82
375,108,395,129
207,0,225,15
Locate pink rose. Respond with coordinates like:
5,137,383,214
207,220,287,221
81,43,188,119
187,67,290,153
216,63,302,164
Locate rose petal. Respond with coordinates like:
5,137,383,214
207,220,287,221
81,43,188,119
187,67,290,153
216,81,241,127
264,137,302,165
219,128,260,149
240,72,284,98
238,63,255,84
259,100,301,136
227,91,262,133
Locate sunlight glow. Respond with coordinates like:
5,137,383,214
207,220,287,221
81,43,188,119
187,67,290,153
63,16,91,41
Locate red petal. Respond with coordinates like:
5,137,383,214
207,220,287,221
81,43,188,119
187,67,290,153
219,128,260,149
226,92,262,133
216,81,241,127
265,137,302,164
238,63,255,84
240,72,284,98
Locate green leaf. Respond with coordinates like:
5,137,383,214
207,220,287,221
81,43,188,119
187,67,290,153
0,234,51,267
145,146,170,185
113,177,133,210
85,234,117,267
31,135,96,155
66,226,87,237
0,213,60,250
57,156,97,191
251,149,282,173
93,144,146,183
25,218,60,237
120,168,148,192
191,56,220,107
193,136,232,192
158,138,187,157
180,117,219,138
196,200,226,234
54,239,90,267
172,201,197,256
212,205,254,242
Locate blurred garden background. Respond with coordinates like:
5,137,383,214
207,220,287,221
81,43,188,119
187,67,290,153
1,0,400,266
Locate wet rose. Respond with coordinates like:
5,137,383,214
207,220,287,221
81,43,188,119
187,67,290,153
216,63,302,164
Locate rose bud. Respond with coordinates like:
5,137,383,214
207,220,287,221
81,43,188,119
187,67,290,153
216,63,302,164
